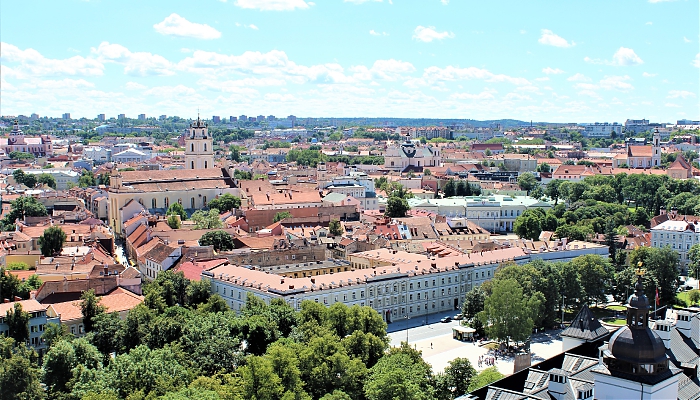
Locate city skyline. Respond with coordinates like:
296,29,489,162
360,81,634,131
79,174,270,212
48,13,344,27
1,0,699,122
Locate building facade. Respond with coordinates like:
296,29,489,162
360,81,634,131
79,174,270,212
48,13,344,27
184,116,214,170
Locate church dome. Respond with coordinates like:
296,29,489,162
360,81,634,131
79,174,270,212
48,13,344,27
608,326,667,365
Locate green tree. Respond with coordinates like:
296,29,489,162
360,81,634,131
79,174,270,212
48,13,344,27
629,246,680,306
167,214,181,229
462,286,486,322
688,243,700,279
537,163,551,173
517,172,538,194
240,355,284,400
329,219,343,236
9,151,35,161
1,196,48,230
0,337,44,400
199,230,235,252
513,209,544,240
167,202,187,220
570,255,613,305
207,193,241,213
191,209,223,229
78,170,97,188
80,289,105,334
273,211,293,223
12,169,25,185
5,303,30,344
37,173,57,189
467,366,504,392
545,179,564,205
423,168,432,176
42,322,73,349
385,196,410,218
443,179,456,198
436,357,476,399
364,344,433,400
688,290,700,306
38,225,67,256
478,279,539,346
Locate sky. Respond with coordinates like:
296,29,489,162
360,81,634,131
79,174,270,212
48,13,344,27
1,0,699,123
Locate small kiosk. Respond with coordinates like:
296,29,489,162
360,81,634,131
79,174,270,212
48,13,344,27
452,325,476,341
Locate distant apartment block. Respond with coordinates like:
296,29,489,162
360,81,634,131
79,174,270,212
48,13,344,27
580,122,622,138
30,113,39,121
248,117,256,122
229,116,238,122
97,114,106,122
212,116,221,123
267,115,275,121
159,115,167,120
624,119,649,134
138,114,146,120
239,115,247,122
62,113,71,120
287,115,297,126
118,113,126,119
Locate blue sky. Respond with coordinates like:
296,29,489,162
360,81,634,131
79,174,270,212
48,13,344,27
1,0,698,122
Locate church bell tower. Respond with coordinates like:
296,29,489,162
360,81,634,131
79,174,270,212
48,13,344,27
185,114,214,170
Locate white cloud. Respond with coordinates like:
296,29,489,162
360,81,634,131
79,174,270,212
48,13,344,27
449,90,496,100
646,21,653,25
235,22,259,30
612,47,644,66
542,67,564,75
0,42,104,78
440,0,449,4
683,37,691,43
538,29,574,48
369,30,388,36
343,0,382,3
567,73,590,82
234,0,310,10
535,77,550,81
599,75,633,91
153,14,221,40
351,59,415,81
585,47,643,66
407,65,530,87
125,82,148,90
642,72,657,78
665,102,682,108
667,90,696,99
92,42,175,76
519,29,527,34
412,26,455,42
24,79,95,90
649,0,676,3
694,53,700,68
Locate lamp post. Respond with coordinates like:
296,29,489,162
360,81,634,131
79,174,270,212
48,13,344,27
405,314,410,344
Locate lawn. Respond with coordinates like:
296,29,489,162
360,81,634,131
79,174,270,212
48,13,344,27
604,318,627,325
606,305,626,312
677,290,699,307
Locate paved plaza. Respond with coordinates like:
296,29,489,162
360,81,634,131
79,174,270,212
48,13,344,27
388,315,565,375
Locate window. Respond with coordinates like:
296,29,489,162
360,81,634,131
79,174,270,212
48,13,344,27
191,143,195,152
152,198,157,209
191,161,195,169
204,143,207,152
204,161,208,169
191,197,195,208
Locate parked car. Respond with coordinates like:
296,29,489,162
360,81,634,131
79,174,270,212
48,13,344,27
453,314,464,320
440,316,452,323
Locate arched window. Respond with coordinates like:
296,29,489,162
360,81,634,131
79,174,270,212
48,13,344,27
191,143,194,152
204,161,208,169
152,198,157,209
203,196,207,206
191,161,195,169
204,143,207,152
191,198,195,209
164,197,169,208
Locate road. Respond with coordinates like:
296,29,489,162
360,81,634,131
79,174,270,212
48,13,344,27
387,309,462,347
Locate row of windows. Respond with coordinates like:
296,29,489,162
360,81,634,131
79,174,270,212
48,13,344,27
145,197,207,209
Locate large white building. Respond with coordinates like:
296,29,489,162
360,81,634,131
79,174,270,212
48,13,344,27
384,139,441,172
408,195,553,233
650,219,697,272
580,122,623,138
203,242,607,323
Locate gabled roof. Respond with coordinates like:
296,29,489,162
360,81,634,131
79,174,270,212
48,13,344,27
561,305,610,341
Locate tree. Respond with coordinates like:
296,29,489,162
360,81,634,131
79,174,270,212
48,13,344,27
191,209,223,229
467,367,504,392
38,225,67,256
423,168,431,176
629,246,679,306
199,230,235,252
42,322,73,349
5,303,29,344
545,179,564,205
437,357,476,399
273,211,293,223
12,169,25,185
688,243,700,279
240,356,284,400
167,202,187,220
80,289,105,333
0,337,44,400
443,179,456,198
9,151,34,161
166,214,181,229
688,290,700,306
22,173,37,188
478,279,539,346
570,255,613,305
462,286,486,322
364,344,433,400
537,163,551,173
78,170,97,188
517,172,538,194
385,196,410,218
1,196,48,230
513,209,544,240
230,145,242,162
329,219,343,236
37,173,57,189
207,193,241,213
